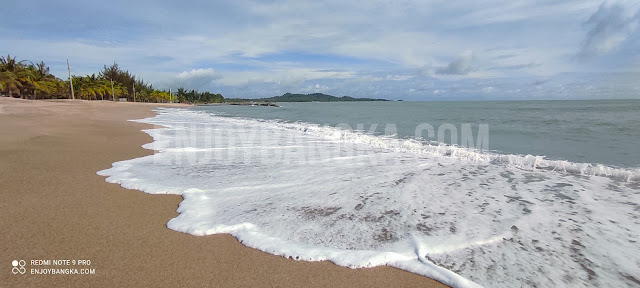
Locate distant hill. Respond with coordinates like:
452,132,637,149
225,93,389,103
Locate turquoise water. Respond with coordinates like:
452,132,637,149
195,100,640,168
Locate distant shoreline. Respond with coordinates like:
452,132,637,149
224,92,390,103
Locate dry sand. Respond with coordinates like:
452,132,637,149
0,98,448,288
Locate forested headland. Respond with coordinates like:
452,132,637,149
225,93,388,103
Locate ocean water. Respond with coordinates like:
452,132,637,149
193,100,640,168
98,100,640,288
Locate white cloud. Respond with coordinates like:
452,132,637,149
277,76,306,92
385,74,414,81
301,84,330,93
173,68,222,89
436,51,475,75
580,2,640,57
176,68,219,80
449,1,597,27
215,68,355,87
482,86,495,93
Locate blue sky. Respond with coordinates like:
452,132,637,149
2,0,639,100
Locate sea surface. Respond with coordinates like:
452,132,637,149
99,100,640,288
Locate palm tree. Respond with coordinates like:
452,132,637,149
0,56,62,99
72,76,89,100
20,64,44,99
0,54,27,97
0,71,22,97
87,74,103,100
72,74,122,100
109,81,127,100
34,61,54,80
0,54,26,73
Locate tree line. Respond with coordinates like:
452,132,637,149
0,55,66,99
175,88,223,103
0,54,224,104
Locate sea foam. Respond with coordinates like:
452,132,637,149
98,108,640,288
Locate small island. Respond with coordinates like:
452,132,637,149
224,93,389,104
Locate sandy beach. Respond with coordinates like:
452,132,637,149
0,98,447,287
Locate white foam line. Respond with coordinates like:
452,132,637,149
186,108,640,182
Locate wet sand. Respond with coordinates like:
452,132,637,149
0,97,447,287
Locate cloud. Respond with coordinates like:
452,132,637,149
580,2,640,57
276,76,306,92
301,84,330,93
488,62,541,71
1,0,636,99
174,68,222,89
436,51,475,75
503,62,541,70
482,86,495,93
385,74,414,81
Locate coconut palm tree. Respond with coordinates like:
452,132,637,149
110,81,128,101
0,71,22,97
0,54,27,97
34,61,54,80
87,74,104,100
0,54,26,73
20,64,45,99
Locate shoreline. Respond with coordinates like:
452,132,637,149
1,98,447,287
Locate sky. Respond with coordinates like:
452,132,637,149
1,0,639,100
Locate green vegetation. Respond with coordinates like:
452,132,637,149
0,54,224,103
71,73,126,101
225,93,388,103
0,55,67,99
175,88,224,104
